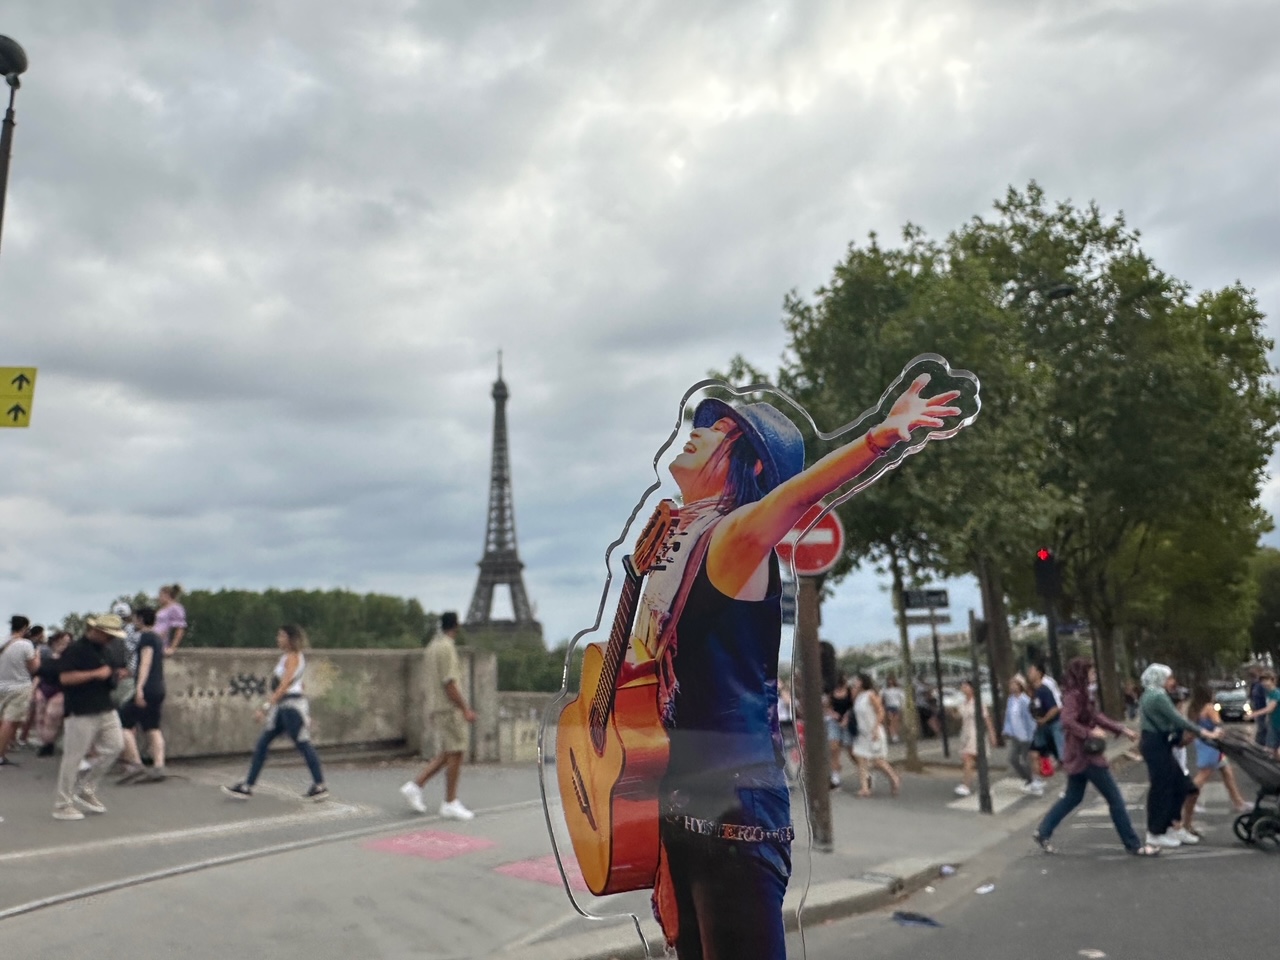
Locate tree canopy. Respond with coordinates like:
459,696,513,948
730,183,1279,715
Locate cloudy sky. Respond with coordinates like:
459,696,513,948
1,0,1278,655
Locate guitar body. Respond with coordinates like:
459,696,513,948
557,642,668,895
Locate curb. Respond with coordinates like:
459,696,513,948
507,858,949,960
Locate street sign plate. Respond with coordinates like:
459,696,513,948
902,588,949,610
905,612,952,625
0,366,37,428
776,504,845,577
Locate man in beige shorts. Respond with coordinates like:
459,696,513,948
0,616,39,767
400,612,477,820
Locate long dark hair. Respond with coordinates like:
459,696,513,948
279,624,309,652
718,432,768,513
1062,657,1093,693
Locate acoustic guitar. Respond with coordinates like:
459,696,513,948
557,500,679,896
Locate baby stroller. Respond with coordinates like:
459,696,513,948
1215,730,1280,849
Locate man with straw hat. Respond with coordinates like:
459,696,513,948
51,613,129,821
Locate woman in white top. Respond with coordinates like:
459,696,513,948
955,679,996,797
222,625,328,802
880,675,905,744
849,673,901,798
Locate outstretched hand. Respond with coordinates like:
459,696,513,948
872,374,962,450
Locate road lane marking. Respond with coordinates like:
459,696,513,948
0,801,370,863
0,799,545,922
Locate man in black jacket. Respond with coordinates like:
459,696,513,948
52,614,128,821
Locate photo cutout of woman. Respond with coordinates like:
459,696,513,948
546,354,980,960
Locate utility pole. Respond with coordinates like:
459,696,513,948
795,576,833,851
970,610,993,814
0,36,30,257
929,606,950,759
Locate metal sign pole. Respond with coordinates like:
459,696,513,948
930,606,949,758
970,609,993,814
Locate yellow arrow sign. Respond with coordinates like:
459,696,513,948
0,367,38,428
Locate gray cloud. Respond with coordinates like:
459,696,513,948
1,0,1277,650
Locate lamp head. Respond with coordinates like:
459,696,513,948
0,36,29,87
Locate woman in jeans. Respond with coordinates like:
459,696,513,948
222,625,328,802
1004,674,1039,795
1033,658,1157,856
1138,663,1216,848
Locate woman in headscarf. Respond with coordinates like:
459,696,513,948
1032,658,1155,856
1139,663,1217,848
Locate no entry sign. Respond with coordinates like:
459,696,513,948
776,504,845,577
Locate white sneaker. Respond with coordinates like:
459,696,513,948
1020,781,1040,795
954,784,972,797
1174,828,1200,845
52,804,85,821
1147,831,1181,848
78,759,92,774
399,781,427,814
74,789,106,814
829,772,842,788
439,799,475,821
1194,803,1207,815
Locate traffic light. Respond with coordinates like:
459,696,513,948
1034,548,1062,599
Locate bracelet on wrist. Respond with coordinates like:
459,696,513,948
865,431,894,458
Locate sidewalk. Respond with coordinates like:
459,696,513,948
0,736,1129,960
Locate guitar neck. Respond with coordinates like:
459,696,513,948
589,557,642,733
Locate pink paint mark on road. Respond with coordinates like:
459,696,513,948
495,854,590,892
363,830,497,861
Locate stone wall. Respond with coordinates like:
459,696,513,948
496,691,560,764
164,647,500,762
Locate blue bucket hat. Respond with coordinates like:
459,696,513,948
692,398,805,493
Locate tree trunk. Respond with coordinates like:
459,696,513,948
1094,619,1123,722
889,548,923,772
977,554,1012,739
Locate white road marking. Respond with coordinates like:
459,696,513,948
0,799,546,922
0,801,370,864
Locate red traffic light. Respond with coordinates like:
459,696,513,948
1036,548,1052,561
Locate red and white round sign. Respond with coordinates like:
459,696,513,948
775,504,845,576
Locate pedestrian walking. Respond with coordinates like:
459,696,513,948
221,625,329,802
881,674,905,744
954,678,995,797
1138,663,1217,848
155,584,188,654
34,631,72,757
1033,658,1157,856
51,614,129,820
14,624,45,748
1004,674,1039,794
827,675,853,789
1248,667,1268,745
1182,687,1250,829
1245,670,1280,754
0,615,39,766
1027,659,1062,791
401,611,477,820
849,673,901,797
116,608,168,783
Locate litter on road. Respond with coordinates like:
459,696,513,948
892,911,942,928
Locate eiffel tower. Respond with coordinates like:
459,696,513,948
464,356,542,648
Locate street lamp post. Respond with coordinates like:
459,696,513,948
0,35,30,257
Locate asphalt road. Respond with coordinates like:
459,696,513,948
791,762,1275,960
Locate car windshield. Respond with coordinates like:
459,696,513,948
1215,690,1247,704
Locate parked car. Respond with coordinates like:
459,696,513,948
1214,688,1251,723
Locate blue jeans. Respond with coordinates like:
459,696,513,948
1037,764,1140,851
246,705,325,787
